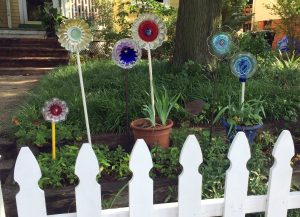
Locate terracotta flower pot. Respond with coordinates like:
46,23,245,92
130,118,173,149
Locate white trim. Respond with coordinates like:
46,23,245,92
18,0,24,24
5,0,12,28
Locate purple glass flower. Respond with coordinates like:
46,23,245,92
112,38,142,69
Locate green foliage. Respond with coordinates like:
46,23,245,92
154,88,180,126
12,60,300,145
143,104,156,127
214,98,266,127
38,144,130,188
275,50,300,69
39,2,66,36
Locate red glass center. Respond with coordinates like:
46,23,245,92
138,20,159,42
50,104,63,116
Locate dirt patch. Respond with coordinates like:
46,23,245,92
0,75,43,135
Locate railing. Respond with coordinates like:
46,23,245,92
60,0,99,19
1,130,300,217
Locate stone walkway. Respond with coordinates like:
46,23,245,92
0,75,42,136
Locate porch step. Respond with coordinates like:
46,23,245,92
0,47,68,57
0,57,69,67
0,37,69,75
0,67,54,76
0,29,46,39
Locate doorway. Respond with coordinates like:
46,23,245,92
20,0,52,24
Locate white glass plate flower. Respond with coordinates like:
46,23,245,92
57,19,92,53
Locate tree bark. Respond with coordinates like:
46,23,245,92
173,0,222,66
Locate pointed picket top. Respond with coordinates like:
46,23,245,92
178,135,202,217
129,139,153,217
129,139,153,174
14,147,47,217
266,130,294,217
223,132,250,217
75,143,101,217
227,132,251,166
179,135,203,168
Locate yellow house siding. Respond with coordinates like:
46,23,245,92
0,1,8,28
253,0,280,22
11,0,21,27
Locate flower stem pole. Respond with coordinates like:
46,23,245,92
241,82,245,104
147,46,155,121
76,51,92,144
51,121,56,160
124,69,130,134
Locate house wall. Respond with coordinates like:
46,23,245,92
0,1,8,28
0,0,21,28
252,0,280,22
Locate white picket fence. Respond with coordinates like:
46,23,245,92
59,0,99,19
1,130,300,217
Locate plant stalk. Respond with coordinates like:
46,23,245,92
76,51,92,144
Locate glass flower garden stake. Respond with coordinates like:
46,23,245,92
57,19,92,144
42,98,69,160
207,27,237,60
112,38,142,132
132,13,167,122
230,52,258,104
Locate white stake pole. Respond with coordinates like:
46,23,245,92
147,46,155,122
76,51,92,144
241,82,245,104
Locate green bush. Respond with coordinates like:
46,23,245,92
12,59,300,146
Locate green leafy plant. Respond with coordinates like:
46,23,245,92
143,88,180,127
39,2,67,36
214,98,266,134
275,50,300,69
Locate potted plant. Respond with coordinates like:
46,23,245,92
214,98,266,144
131,88,180,149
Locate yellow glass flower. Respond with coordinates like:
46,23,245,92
57,19,92,53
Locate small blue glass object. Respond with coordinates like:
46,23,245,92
145,29,152,36
119,47,138,65
209,32,233,58
230,52,257,80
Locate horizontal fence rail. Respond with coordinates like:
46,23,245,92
0,130,299,217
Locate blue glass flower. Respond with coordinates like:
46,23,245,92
230,52,258,80
207,27,237,60
112,39,142,69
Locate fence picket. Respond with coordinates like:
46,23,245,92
179,135,203,217
223,132,250,217
265,130,294,217
0,155,5,217
129,139,153,217
75,143,101,217
14,147,47,217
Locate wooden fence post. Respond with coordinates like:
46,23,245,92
129,139,153,217
75,143,101,217
178,135,203,217
223,132,251,217
14,147,47,217
266,130,294,217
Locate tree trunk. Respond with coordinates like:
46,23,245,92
173,0,222,66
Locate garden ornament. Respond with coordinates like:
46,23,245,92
132,13,167,122
207,26,237,60
112,38,142,133
57,18,93,144
42,98,69,160
230,52,258,104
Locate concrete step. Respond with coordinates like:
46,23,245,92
0,47,68,57
0,57,69,68
0,29,46,39
0,67,54,75
0,37,62,48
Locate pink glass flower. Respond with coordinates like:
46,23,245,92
42,98,69,123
